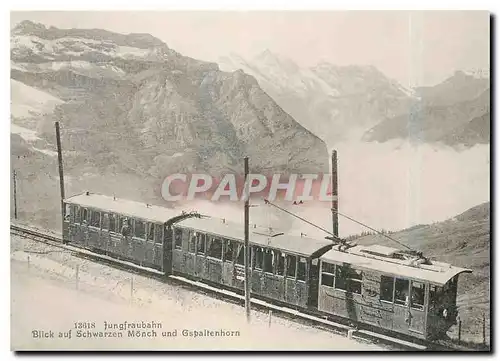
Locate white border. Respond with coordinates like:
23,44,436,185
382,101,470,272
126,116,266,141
3,2,497,360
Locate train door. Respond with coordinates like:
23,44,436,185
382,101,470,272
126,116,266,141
162,223,173,275
62,203,71,243
308,258,320,308
80,207,90,248
87,209,101,249
100,213,111,253
232,244,246,291
107,213,120,256
171,227,183,272
392,277,410,334
71,205,83,245
408,281,427,335
152,223,164,270
183,229,196,275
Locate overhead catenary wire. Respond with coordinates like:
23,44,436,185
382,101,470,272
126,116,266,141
263,198,418,253
263,199,342,242
330,208,416,252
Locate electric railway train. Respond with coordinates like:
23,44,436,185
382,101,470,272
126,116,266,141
62,191,471,341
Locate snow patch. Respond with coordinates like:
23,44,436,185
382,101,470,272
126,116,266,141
219,52,340,97
12,35,100,54
11,124,40,142
114,46,151,58
32,147,58,157
10,62,28,72
11,79,64,118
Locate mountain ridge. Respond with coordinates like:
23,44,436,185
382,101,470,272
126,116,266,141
219,51,490,149
218,50,416,147
11,21,329,179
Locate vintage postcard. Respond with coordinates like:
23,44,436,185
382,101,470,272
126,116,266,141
10,10,490,351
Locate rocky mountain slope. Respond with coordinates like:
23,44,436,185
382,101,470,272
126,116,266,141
219,53,490,149
364,71,490,146
11,21,329,181
219,51,414,147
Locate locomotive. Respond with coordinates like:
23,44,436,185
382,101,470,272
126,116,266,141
62,191,471,341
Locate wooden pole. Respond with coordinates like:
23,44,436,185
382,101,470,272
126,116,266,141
268,310,272,328
483,313,486,345
55,122,66,237
12,169,18,220
244,156,251,323
130,277,134,301
331,150,339,237
458,319,462,344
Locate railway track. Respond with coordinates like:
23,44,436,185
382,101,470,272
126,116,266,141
10,223,472,352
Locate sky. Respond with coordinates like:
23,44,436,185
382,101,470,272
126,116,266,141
10,11,490,87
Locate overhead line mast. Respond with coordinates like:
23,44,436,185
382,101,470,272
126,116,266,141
263,149,420,255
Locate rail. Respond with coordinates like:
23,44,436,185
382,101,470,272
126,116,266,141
10,222,479,352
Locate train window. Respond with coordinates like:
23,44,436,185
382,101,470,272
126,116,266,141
334,266,347,290
394,278,410,306
74,206,81,223
380,276,395,302
90,210,100,228
411,281,425,310
102,213,109,231
429,285,443,311
263,249,273,274
322,262,335,274
135,220,145,239
72,205,78,222
297,257,307,281
286,254,297,278
81,208,88,224
321,273,334,287
275,251,285,276
182,228,190,248
174,228,182,249
188,232,196,253
321,262,335,287
120,217,132,236
145,223,153,241
119,217,128,230
64,204,71,221
224,239,234,262
311,258,319,275
348,269,362,294
154,224,163,244
207,237,223,260
235,245,244,265
253,247,264,270
109,214,116,232
196,233,206,255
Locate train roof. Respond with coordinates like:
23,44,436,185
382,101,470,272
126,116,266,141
320,245,472,286
176,216,333,258
64,192,179,223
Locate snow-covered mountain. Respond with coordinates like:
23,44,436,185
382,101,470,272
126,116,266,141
218,50,415,147
10,21,329,179
219,51,490,148
363,71,491,146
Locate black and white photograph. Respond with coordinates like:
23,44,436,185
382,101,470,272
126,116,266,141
9,10,491,351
